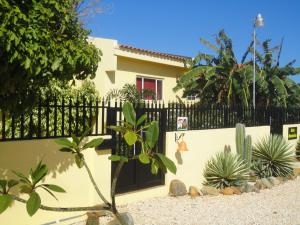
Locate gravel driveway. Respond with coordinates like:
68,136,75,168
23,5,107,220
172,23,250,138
97,178,300,225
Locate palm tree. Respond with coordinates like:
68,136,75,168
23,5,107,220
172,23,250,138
174,30,253,107
254,39,300,107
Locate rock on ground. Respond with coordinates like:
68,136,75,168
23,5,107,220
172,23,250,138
74,178,300,225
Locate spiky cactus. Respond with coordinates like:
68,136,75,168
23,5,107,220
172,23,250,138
235,123,252,167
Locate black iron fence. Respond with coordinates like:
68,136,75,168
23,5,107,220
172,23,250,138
1,99,300,141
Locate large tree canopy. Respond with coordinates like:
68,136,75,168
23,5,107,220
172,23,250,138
174,30,300,107
0,0,101,112
174,30,253,107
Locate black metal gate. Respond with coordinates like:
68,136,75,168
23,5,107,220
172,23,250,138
269,107,284,135
107,106,166,194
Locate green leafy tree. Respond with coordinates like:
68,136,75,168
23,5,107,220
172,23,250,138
254,39,300,107
0,0,101,112
0,102,176,225
106,84,156,104
174,30,253,107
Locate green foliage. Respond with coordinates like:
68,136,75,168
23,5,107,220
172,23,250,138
26,192,41,217
55,128,104,169
203,151,249,189
0,161,65,216
235,123,252,167
295,137,300,160
109,102,176,175
106,84,156,103
254,39,300,107
253,135,294,177
0,195,13,214
0,0,101,112
174,30,300,107
251,159,272,179
174,30,253,107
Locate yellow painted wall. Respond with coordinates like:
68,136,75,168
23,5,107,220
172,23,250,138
116,56,185,102
165,126,270,188
0,126,270,224
89,37,187,101
0,138,112,225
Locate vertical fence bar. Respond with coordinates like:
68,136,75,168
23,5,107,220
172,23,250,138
20,113,25,139
1,111,5,140
37,97,42,138
61,98,65,137
68,98,72,136
75,98,79,136
82,97,86,132
101,99,105,134
95,99,99,135
88,98,93,135
29,111,33,138
54,97,58,137
46,98,50,138
11,114,15,139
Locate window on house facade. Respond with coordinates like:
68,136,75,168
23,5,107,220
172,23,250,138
136,77,163,100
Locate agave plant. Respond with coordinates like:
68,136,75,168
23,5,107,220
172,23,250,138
253,135,294,177
203,151,249,189
251,159,272,179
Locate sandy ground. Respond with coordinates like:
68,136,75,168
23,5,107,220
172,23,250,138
75,178,300,225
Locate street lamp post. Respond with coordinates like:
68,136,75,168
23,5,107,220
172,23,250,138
253,13,264,108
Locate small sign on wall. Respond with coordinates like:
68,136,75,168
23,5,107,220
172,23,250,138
177,117,188,131
288,127,297,140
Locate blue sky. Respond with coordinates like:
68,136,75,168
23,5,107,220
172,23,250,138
85,0,300,81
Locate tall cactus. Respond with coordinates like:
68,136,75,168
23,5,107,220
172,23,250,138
235,123,252,167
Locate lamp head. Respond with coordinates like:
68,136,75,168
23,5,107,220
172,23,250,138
255,13,264,27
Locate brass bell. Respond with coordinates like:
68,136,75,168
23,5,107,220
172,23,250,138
177,140,188,151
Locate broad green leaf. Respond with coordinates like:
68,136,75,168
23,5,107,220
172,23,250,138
41,187,58,201
0,195,13,214
108,155,121,161
120,156,129,162
156,153,177,174
124,132,137,146
82,138,104,149
59,147,74,153
108,155,128,162
139,153,150,164
122,102,136,126
146,121,159,149
108,126,126,132
75,155,84,168
7,180,18,189
31,164,48,185
43,184,65,193
151,160,159,174
26,192,41,216
71,134,80,145
20,185,32,194
136,114,147,126
12,171,30,184
55,139,75,148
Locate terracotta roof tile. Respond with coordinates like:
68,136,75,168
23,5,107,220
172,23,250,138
118,44,191,62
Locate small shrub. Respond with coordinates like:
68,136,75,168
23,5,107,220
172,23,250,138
253,135,294,177
203,151,249,189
